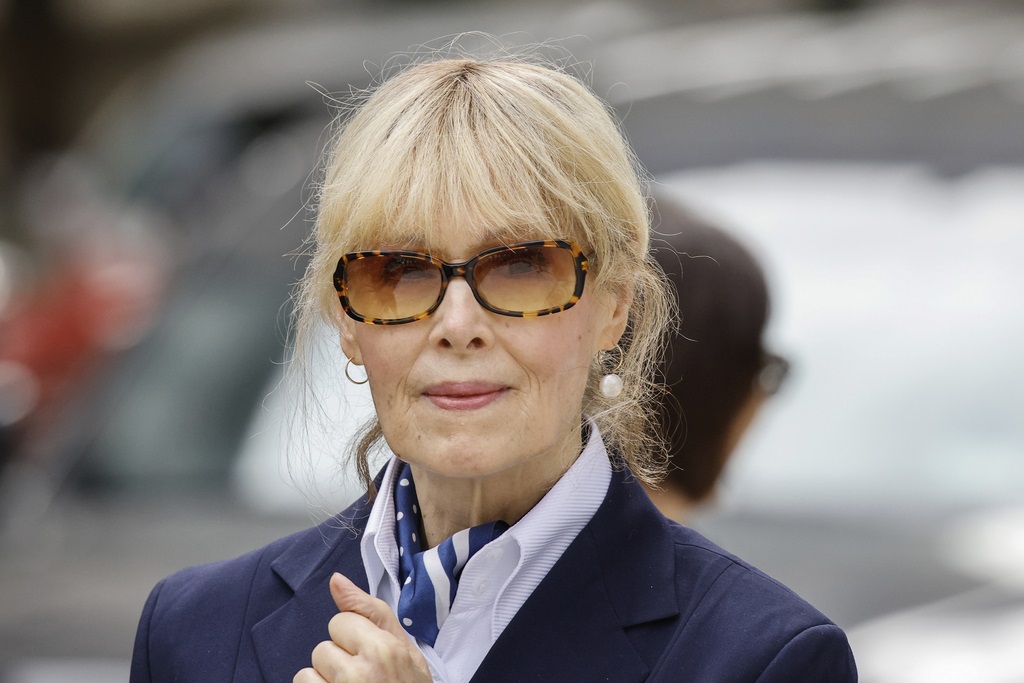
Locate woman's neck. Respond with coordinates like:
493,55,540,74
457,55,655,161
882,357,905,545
407,430,582,548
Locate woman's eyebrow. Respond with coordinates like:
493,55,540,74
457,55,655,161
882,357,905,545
371,224,544,257
427,232,528,257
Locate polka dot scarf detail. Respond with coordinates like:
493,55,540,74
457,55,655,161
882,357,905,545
392,462,509,646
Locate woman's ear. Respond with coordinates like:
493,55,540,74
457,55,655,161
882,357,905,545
338,315,363,365
597,288,632,352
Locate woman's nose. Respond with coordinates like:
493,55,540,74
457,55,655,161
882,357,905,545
428,279,492,350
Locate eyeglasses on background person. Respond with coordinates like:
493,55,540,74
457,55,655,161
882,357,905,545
333,239,589,325
758,352,790,397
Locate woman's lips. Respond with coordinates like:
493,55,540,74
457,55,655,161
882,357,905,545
423,382,508,411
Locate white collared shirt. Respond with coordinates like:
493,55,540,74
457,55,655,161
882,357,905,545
359,422,612,683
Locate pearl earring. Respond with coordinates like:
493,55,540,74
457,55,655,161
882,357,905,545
600,347,624,399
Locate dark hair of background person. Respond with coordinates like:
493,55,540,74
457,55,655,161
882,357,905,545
650,192,774,504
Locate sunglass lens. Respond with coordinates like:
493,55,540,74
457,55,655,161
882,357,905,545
345,254,441,321
475,245,578,314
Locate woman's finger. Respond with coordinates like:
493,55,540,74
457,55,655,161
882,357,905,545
319,574,432,682
310,639,361,682
327,610,386,656
293,666,329,683
329,572,409,641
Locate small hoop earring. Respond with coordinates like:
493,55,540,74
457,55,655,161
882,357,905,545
599,346,624,399
345,359,369,385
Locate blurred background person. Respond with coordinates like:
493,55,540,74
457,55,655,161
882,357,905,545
645,192,788,522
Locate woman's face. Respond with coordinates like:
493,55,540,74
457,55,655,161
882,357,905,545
338,230,628,487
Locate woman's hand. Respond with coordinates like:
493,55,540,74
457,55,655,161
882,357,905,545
294,573,432,683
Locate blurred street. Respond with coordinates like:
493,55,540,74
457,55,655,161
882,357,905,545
2,1,1024,681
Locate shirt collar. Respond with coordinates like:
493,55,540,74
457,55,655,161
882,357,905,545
360,456,403,600
359,419,612,607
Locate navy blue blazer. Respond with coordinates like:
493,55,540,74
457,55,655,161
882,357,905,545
130,467,856,682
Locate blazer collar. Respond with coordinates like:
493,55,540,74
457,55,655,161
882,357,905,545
589,466,680,627
249,497,373,682
470,466,679,682
267,461,389,594
271,500,372,592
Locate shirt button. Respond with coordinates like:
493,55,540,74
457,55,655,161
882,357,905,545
474,580,490,595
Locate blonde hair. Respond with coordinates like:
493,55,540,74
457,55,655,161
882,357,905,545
292,54,675,495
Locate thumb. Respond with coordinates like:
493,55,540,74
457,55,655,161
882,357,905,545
329,572,408,640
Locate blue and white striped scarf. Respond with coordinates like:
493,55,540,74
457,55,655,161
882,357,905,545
393,462,509,646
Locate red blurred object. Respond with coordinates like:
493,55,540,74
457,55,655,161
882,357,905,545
0,247,166,453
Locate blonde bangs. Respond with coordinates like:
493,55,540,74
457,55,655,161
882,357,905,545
325,61,645,244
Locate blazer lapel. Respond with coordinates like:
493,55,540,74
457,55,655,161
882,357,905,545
247,501,373,683
471,468,680,682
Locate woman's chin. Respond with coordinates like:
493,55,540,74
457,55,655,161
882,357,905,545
403,442,509,480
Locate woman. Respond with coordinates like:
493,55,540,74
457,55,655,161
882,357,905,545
130,56,856,682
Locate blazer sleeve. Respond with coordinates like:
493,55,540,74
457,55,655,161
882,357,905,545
127,553,265,683
756,623,857,682
644,542,858,682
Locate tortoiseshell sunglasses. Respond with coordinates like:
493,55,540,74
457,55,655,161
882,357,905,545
333,239,589,325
